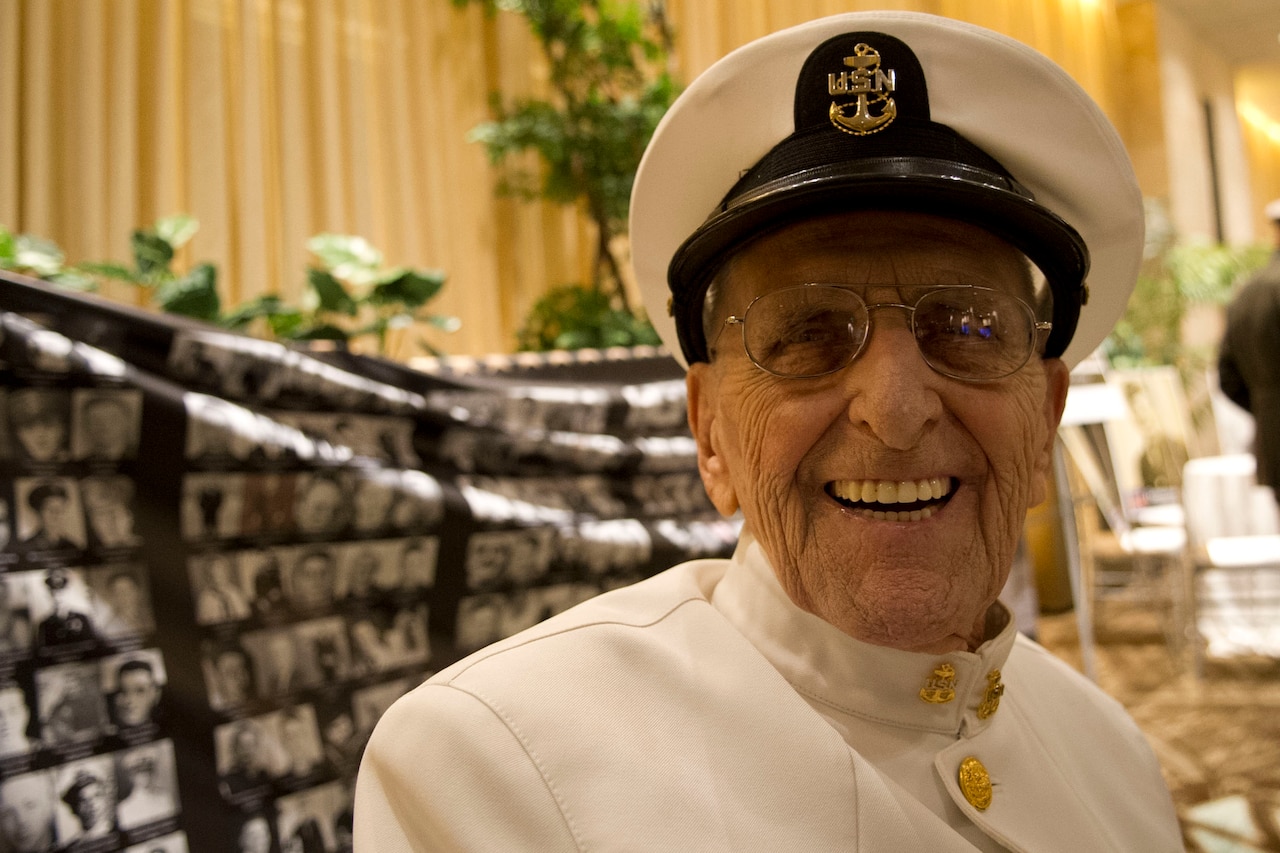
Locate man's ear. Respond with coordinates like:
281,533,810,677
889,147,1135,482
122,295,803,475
1030,358,1070,507
686,363,739,517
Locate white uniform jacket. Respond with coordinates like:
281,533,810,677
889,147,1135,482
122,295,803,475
355,535,1183,851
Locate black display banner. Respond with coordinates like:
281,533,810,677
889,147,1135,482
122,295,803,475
0,272,739,853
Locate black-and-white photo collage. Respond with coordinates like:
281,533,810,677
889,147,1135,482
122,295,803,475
1,312,183,853
1,276,741,852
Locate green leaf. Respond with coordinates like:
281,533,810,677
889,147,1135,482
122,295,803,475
290,323,350,342
307,233,383,284
46,270,99,292
266,310,308,339
0,226,15,265
221,294,288,329
422,313,462,333
153,214,199,250
131,228,175,277
308,267,359,316
76,261,140,284
369,269,447,308
12,234,67,277
156,262,221,320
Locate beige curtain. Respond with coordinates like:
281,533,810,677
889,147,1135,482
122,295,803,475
1237,65,1280,232
1,0,1275,358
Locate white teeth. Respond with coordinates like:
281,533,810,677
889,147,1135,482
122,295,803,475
830,478,952,506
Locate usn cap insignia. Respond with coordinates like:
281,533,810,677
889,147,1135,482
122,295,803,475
828,43,896,135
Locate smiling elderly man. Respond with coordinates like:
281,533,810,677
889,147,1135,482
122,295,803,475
355,12,1182,851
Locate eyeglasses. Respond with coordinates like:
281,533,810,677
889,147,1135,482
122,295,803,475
718,284,1051,382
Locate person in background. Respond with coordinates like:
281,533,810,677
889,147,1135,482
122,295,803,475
355,12,1182,851
1218,198,1280,506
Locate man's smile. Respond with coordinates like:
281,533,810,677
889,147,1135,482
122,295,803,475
825,477,956,521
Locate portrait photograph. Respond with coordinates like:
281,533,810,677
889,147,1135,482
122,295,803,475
214,715,280,802
8,387,71,465
80,474,142,551
35,659,108,747
114,739,180,830
87,564,155,640
188,551,251,626
275,780,350,853
0,571,34,657
71,388,143,462
29,567,98,651
200,639,257,712
293,616,353,686
180,473,246,542
290,471,350,538
0,679,38,758
283,546,338,612
100,648,166,730
15,477,86,553
272,704,325,783
348,604,430,676
53,754,118,844
241,626,306,700
0,769,60,852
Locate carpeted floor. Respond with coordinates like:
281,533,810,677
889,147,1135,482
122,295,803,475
1037,604,1280,852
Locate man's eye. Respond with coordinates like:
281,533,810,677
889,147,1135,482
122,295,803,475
778,312,849,345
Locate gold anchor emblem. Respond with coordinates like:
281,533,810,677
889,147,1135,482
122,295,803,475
828,44,897,136
977,669,1004,719
919,663,957,704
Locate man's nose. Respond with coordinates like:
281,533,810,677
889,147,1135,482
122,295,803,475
842,318,943,449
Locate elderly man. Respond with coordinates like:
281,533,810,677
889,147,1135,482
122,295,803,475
355,12,1182,850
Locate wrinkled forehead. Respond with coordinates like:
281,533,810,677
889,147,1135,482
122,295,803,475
716,212,1040,308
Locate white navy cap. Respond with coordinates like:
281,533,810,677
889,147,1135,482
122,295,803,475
630,11,1143,370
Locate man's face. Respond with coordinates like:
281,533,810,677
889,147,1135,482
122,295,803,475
37,495,70,536
16,417,65,461
686,211,1069,654
71,776,113,829
0,774,55,852
107,577,142,619
294,555,334,607
84,402,130,458
114,669,159,726
296,480,342,533
0,687,30,751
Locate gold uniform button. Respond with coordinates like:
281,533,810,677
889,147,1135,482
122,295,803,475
958,756,993,810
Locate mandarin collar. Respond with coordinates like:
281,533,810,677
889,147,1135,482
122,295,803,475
711,532,1018,737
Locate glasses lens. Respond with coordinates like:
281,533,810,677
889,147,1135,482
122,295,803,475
743,286,867,377
913,287,1036,380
